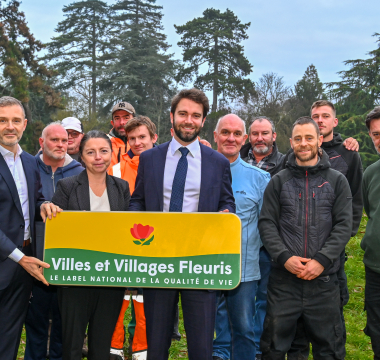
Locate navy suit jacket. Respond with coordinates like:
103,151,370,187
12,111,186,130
0,151,45,290
129,141,235,213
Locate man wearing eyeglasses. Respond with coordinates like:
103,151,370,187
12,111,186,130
62,117,85,166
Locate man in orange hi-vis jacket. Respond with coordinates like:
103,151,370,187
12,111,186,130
109,115,158,360
108,101,136,169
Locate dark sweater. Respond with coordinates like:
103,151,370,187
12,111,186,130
361,159,380,273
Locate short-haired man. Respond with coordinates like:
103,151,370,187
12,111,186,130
312,100,363,325
108,115,157,360
213,114,270,360
240,116,285,175
130,88,235,360
62,117,85,166
109,115,157,193
258,117,352,359
24,122,84,360
109,101,135,168
361,106,380,359
287,100,364,359
0,96,61,360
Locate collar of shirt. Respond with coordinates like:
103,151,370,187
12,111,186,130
170,137,200,158
230,154,241,168
0,143,22,159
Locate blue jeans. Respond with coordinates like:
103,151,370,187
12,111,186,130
213,280,258,360
253,247,271,354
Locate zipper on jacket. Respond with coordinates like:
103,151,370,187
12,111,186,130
298,192,302,226
304,171,308,258
312,191,316,226
52,172,55,193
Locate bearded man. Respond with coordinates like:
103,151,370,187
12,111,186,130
129,88,235,360
258,117,352,360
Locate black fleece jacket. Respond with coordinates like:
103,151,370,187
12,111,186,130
258,150,353,276
321,133,363,237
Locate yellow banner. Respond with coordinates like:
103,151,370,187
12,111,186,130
45,212,241,257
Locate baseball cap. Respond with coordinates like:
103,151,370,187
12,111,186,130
112,101,135,116
62,117,83,133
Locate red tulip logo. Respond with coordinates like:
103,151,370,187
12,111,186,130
130,224,154,246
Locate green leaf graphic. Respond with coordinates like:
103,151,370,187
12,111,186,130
133,240,141,245
142,235,154,246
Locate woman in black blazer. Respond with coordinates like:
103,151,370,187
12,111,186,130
52,130,130,360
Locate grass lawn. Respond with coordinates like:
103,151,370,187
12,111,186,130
17,216,374,359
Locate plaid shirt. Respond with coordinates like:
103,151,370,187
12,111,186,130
247,147,274,170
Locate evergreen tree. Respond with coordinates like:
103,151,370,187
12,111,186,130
327,33,380,168
293,64,325,117
0,0,62,122
44,0,111,117
99,0,177,141
174,8,254,112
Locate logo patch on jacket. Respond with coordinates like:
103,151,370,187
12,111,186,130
318,181,329,188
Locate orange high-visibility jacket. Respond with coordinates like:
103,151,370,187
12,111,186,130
108,151,139,194
108,131,130,169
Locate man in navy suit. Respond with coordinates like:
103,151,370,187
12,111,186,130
130,88,236,360
0,96,61,360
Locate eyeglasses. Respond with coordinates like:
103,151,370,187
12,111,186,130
67,131,81,138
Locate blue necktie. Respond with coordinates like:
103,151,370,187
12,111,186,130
169,147,190,212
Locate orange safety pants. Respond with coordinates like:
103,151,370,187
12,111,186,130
111,290,147,355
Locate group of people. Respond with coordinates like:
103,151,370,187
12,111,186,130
0,88,379,360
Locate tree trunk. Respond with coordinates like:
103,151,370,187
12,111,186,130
212,36,218,113
22,102,32,122
91,17,96,116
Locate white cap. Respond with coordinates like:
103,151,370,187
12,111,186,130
62,117,83,133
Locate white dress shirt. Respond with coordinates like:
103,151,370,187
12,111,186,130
163,137,202,213
0,144,30,263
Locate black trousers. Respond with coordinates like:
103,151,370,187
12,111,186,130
261,268,345,360
0,245,33,360
143,288,216,360
25,282,62,360
57,286,124,360
287,251,348,360
364,266,380,360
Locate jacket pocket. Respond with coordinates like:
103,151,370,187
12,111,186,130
312,191,316,226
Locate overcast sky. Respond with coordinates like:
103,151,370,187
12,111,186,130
21,0,378,88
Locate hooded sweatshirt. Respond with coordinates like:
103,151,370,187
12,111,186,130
36,151,84,201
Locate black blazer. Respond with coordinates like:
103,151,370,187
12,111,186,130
0,151,45,290
52,170,130,211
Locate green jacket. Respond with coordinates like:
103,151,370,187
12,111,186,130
361,159,380,273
